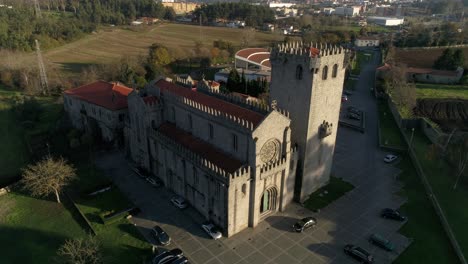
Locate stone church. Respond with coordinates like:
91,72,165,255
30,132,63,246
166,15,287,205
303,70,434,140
63,42,348,237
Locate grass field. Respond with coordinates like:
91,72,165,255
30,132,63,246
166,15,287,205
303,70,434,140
0,89,29,186
416,83,468,100
75,189,151,264
405,129,468,258
304,177,354,211
0,192,88,264
2,23,284,77
394,155,459,264
378,100,406,148
396,47,468,68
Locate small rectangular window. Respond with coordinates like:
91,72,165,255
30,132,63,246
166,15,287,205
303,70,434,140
232,134,238,151
209,124,214,139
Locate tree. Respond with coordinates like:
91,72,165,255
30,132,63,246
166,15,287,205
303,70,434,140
148,44,171,67
384,65,416,118
21,157,76,203
163,7,176,21
57,235,102,264
434,48,464,70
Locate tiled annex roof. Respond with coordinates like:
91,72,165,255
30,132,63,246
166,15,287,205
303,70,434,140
376,63,459,77
156,79,265,127
158,123,243,173
235,48,271,69
65,81,133,110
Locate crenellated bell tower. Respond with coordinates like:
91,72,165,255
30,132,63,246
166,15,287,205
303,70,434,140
269,42,349,201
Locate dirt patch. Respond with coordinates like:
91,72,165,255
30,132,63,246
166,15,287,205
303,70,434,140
396,47,468,68
415,98,468,131
0,197,16,224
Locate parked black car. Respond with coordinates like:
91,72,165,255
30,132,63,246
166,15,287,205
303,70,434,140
152,226,171,246
293,217,317,232
344,244,374,264
152,248,183,264
381,208,406,221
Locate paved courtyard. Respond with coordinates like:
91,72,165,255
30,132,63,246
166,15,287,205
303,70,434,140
95,50,411,264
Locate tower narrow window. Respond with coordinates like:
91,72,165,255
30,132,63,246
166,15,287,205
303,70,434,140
332,64,338,78
232,133,238,151
295,65,303,80
322,66,328,80
171,107,176,123
188,114,193,130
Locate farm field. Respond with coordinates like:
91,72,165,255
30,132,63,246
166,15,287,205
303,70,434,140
395,47,468,68
1,23,285,78
415,83,468,100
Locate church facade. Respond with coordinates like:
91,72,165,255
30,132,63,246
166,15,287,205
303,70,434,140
64,43,348,237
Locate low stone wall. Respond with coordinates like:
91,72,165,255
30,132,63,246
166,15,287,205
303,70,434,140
64,192,97,236
399,44,468,50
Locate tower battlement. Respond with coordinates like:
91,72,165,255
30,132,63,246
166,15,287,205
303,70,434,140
271,42,348,70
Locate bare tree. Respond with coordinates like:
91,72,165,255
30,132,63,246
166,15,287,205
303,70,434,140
447,133,468,189
57,235,102,264
384,64,416,117
21,157,76,203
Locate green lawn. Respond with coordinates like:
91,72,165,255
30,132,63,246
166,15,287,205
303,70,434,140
75,188,151,264
405,129,468,258
394,156,459,264
0,90,29,185
0,191,88,264
351,51,373,75
377,100,406,148
304,177,354,211
415,83,468,100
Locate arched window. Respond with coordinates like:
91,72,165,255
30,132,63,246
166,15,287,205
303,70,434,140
332,64,338,78
296,65,303,80
322,66,328,80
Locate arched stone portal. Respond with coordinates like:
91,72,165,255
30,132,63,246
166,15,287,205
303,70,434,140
260,187,278,214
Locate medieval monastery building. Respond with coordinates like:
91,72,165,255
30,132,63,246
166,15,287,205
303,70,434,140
63,42,349,237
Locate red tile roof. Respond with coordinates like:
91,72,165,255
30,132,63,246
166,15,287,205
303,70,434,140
65,81,133,110
158,123,243,173
156,79,265,127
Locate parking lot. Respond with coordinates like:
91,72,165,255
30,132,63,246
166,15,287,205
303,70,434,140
95,50,411,264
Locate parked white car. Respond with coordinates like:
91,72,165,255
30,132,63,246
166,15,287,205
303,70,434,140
384,154,398,163
201,223,222,240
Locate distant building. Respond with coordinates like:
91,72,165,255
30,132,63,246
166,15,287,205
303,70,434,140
269,2,295,8
334,6,361,16
355,36,380,47
162,2,199,15
367,16,404,26
131,21,143,26
235,48,271,71
322,7,335,15
376,64,464,84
